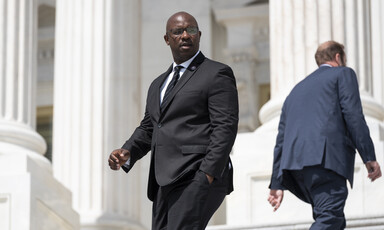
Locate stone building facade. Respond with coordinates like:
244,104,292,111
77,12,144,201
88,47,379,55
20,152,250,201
0,0,383,229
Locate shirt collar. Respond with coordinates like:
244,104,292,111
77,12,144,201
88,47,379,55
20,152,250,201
172,51,200,70
320,64,332,68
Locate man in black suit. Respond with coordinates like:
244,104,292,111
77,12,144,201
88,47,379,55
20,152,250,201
108,11,238,230
268,41,381,229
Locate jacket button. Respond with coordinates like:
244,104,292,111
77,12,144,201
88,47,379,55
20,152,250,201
158,123,162,128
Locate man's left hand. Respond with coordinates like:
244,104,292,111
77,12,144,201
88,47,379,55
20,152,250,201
365,161,382,182
206,173,214,184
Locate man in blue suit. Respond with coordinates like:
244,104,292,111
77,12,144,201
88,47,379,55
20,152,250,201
268,41,382,229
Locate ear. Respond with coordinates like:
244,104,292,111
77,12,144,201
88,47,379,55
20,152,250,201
195,31,201,44
335,53,341,66
164,34,170,46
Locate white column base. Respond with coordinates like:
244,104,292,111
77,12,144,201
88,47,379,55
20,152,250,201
0,120,47,155
0,150,79,230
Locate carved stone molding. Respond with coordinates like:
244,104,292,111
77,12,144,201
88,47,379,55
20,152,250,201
213,3,270,132
224,48,259,131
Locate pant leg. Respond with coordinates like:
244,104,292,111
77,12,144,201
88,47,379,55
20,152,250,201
199,173,228,228
168,170,226,230
288,170,314,204
151,170,227,230
152,186,168,230
303,166,348,230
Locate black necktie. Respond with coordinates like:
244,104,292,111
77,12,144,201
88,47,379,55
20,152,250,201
161,65,183,111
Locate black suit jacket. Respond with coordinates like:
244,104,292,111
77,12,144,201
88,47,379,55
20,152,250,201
122,52,239,200
270,66,376,196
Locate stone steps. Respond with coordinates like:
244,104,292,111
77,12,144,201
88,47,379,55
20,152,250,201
207,216,384,230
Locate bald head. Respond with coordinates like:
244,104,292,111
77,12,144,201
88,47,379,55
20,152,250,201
315,41,346,67
166,11,199,33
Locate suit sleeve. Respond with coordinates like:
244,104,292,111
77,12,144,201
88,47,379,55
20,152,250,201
338,67,376,163
199,66,239,179
269,102,287,190
121,105,153,173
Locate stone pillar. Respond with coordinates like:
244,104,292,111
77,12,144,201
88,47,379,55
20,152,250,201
262,0,384,124
227,0,384,227
371,0,384,105
214,3,269,132
0,0,46,155
0,0,79,229
53,0,148,229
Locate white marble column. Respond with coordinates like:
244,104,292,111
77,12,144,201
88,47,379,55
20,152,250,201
0,0,46,156
227,0,384,227
0,0,79,229
53,0,148,229
371,0,384,105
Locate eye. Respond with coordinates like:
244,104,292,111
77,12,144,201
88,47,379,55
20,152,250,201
171,28,184,35
186,27,198,35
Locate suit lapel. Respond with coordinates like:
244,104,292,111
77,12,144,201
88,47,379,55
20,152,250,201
154,65,173,119
160,52,206,115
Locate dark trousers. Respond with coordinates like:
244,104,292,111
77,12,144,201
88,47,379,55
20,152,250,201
289,166,348,230
152,170,227,230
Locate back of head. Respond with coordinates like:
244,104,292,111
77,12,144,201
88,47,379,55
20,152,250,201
315,41,345,66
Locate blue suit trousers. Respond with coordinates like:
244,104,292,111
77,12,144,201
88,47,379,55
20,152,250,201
290,166,348,230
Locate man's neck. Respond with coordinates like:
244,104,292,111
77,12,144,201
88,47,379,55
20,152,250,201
323,61,339,67
173,51,200,68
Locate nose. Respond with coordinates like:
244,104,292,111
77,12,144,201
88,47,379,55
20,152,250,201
181,30,191,39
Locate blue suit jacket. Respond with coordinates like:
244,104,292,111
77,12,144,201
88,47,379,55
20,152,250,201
270,66,376,192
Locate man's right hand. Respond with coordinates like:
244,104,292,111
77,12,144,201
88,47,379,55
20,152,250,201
108,149,130,170
268,189,284,212
365,161,382,182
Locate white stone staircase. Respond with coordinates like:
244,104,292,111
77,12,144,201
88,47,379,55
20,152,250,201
207,216,384,230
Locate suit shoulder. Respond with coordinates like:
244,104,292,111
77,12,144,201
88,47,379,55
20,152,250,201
201,58,235,81
203,58,233,71
332,66,356,75
146,71,167,94
148,75,162,88
151,67,172,85
332,66,358,82
286,76,307,96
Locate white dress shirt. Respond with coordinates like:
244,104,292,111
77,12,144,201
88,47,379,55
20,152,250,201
160,51,200,103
